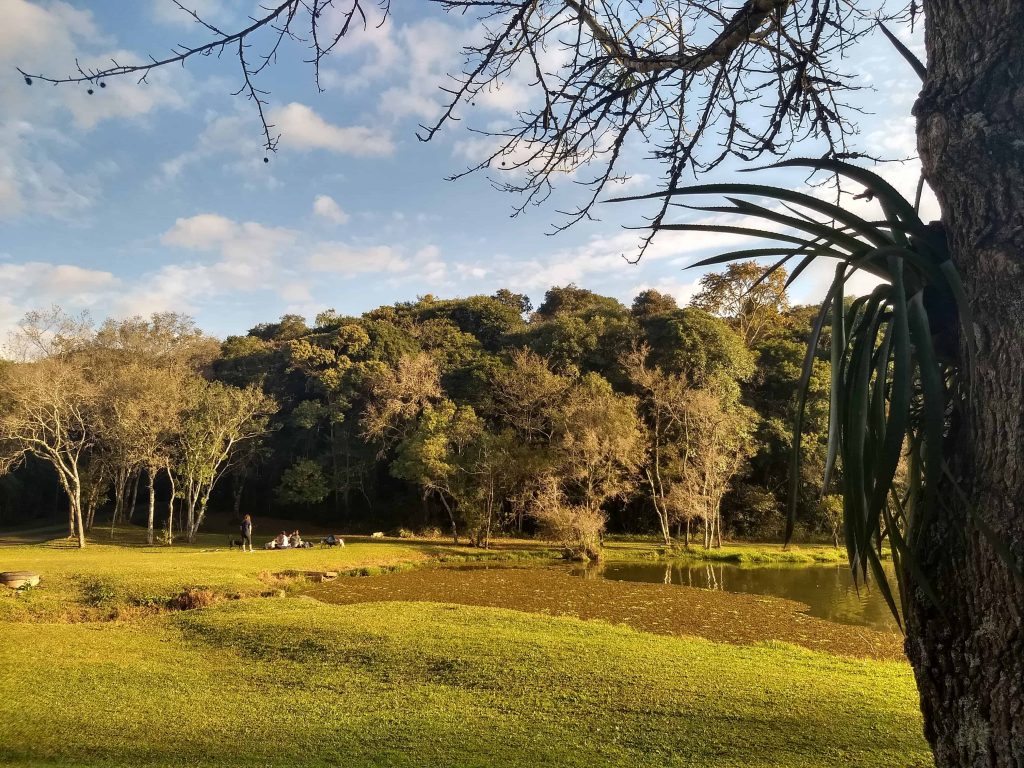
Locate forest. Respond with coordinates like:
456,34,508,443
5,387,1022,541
0,263,839,556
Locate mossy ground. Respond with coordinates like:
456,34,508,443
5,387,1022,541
0,530,928,767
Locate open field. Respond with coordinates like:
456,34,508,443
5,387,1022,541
0,530,928,767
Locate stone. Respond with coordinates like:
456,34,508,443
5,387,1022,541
0,571,41,589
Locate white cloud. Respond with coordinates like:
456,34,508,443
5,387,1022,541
161,214,298,288
270,103,394,157
151,0,239,28
322,15,535,124
312,195,350,225
1,0,187,220
0,261,121,340
159,111,276,187
0,261,118,300
161,213,238,249
0,123,97,221
307,243,409,276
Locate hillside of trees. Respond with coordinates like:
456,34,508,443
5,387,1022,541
0,264,838,554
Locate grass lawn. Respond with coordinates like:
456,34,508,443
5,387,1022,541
0,531,929,767
0,529,553,622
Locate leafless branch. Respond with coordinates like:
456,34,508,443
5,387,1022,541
21,0,901,255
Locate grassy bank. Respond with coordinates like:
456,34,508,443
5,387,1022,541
0,528,554,622
0,531,927,766
0,599,928,767
603,539,853,565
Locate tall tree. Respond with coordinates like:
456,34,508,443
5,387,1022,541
554,373,642,525
691,262,790,348
175,379,276,542
623,345,693,546
0,357,96,548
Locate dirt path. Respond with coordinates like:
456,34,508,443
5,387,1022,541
306,564,905,661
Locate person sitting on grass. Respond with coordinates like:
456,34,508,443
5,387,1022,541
274,531,290,549
289,530,304,549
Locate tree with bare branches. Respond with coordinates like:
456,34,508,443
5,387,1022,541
0,357,97,548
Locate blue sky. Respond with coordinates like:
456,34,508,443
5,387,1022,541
1,1,931,340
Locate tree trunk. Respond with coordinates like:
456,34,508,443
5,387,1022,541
164,466,176,545
645,469,671,546
146,466,156,546
910,3,1024,764
438,492,459,545
127,471,140,523
69,481,85,549
232,473,245,518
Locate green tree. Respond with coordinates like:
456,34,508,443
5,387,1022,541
641,308,753,386
277,458,330,507
175,379,276,542
554,373,642,527
691,262,790,348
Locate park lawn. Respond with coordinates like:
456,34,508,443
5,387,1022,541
0,534,928,766
0,530,553,622
0,598,929,768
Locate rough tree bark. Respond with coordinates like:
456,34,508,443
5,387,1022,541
146,466,156,546
910,2,1024,764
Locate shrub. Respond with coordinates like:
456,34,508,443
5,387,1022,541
531,478,605,561
170,587,216,611
81,577,118,607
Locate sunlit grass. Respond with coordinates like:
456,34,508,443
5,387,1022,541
0,528,553,622
0,599,928,767
0,532,926,766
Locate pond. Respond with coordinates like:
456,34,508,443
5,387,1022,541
572,560,900,632
306,560,904,660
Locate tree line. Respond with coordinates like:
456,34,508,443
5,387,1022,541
0,264,835,555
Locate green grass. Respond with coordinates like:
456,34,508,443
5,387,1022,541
0,531,928,766
603,539,853,565
0,528,555,621
0,599,928,767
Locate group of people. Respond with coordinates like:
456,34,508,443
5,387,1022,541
266,530,310,550
237,515,312,552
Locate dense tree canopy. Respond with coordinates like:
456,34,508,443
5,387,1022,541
1,272,834,555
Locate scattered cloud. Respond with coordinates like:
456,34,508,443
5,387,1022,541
158,111,274,186
307,243,409,276
313,194,350,225
0,261,121,340
1,0,188,220
270,103,394,157
151,0,240,28
161,214,298,289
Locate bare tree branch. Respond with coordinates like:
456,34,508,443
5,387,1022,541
19,0,903,251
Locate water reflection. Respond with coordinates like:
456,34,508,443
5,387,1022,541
572,560,900,631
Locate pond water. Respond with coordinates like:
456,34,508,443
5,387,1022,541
571,561,900,632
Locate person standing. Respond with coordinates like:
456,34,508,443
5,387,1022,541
240,514,254,553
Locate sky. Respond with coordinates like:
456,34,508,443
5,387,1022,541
0,0,933,340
